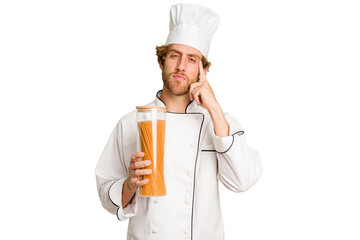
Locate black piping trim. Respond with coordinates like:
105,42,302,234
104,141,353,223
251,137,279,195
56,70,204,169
200,131,244,153
233,130,245,136
154,110,204,240
216,130,245,154
109,179,120,208
150,106,205,239
185,100,195,113
190,113,204,240
165,112,202,116
116,207,121,221
156,90,216,239
109,180,121,221
156,89,195,113
156,90,166,106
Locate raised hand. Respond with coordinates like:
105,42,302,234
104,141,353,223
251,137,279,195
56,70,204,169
190,61,229,137
189,61,219,112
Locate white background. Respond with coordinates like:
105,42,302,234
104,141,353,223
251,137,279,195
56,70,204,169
1,0,359,239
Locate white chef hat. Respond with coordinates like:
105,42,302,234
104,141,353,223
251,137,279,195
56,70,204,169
165,3,220,58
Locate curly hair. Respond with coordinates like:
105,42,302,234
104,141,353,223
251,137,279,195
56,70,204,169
156,44,211,71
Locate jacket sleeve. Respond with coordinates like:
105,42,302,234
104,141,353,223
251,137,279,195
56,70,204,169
95,121,138,221
213,113,263,192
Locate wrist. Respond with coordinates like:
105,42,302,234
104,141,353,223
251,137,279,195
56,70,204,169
208,104,229,137
208,103,222,118
122,178,137,208
124,178,137,193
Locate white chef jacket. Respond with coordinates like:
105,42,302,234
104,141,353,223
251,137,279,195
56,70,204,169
95,90,262,240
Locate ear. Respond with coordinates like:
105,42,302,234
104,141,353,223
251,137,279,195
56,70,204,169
158,60,164,71
204,67,208,75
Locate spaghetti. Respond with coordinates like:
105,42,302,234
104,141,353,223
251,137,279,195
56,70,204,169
138,120,166,196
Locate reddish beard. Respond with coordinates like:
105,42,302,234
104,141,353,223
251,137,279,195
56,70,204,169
162,71,191,96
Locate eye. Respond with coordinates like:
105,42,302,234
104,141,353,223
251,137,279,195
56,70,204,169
189,58,196,63
170,54,179,58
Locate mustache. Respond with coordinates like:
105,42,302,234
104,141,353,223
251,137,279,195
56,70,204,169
170,72,188,80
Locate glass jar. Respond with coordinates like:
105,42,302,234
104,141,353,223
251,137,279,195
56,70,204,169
136,106,166,197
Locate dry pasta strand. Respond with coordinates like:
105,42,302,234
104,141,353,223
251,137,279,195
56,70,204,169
138,120,166,196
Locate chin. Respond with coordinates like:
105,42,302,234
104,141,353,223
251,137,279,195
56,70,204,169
164,81,189,96
169,88,189,96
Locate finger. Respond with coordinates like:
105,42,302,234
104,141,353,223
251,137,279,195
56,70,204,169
130,160,151,171
192,88,202,106
191,83,202,93
135,160,151,169
190,81,201,89
136,178,150,187
190,85,201,102
131,152,144,161
189,82,201,101
134,169,152,176
199,61,207,82
190,82,201,89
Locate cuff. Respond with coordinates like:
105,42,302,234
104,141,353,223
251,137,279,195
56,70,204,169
109,178,138,221
212,130,234,154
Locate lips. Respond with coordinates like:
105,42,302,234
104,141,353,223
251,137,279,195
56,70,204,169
172,74,186,80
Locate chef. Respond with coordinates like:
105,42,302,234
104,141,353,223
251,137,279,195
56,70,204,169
95,3,262,240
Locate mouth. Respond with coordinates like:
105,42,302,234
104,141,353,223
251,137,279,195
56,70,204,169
172,74,186,80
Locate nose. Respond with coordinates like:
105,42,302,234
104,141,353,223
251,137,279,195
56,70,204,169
175,57,186,72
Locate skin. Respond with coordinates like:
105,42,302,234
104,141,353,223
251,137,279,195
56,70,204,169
122,44,229,208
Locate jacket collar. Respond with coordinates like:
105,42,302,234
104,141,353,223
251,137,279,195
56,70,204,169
154,90,205,114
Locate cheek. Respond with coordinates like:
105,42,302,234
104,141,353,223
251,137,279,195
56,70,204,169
164,61,175,72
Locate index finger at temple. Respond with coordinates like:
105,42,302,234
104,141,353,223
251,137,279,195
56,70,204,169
198,61,206,82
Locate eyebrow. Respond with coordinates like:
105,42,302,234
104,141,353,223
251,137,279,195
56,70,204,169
168,49,201,60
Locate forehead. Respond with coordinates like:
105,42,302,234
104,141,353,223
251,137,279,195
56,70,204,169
168,44,202,58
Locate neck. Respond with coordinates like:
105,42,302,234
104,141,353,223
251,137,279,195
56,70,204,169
160,87,191,113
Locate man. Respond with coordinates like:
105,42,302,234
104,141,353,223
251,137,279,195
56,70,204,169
96,3,262,240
